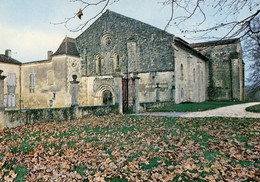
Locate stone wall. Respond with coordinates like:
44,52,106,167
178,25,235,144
140,101,175,111
3,105,117,129
174,42,208,104
138,71,175,103
192,39,244,101
0,109,5,130
21,55,81,109
76,10,175,76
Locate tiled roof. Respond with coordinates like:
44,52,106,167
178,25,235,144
190,38,240,48
0,54,22,65
53,37,79,57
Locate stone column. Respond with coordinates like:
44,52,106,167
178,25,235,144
132,74,140,113
70,74,80,107
0,70,6,130
156,83,161,102
113,73,123,114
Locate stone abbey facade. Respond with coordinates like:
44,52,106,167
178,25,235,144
0,10,245,114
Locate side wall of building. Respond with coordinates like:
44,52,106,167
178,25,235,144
194,41,244,101
138,71,175,103
21,55,81,109
174,44,208,104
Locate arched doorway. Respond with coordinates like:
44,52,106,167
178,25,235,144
103,90,113,105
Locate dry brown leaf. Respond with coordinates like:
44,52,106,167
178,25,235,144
204,175,216,182
204,166,211,172
9,170,17,179
95,171,102,178
165,172,176,181
175,165,184,174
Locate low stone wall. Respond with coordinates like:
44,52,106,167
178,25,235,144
0,108,5,130
140,101,175,111
2,105,117,129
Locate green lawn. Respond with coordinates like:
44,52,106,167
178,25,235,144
0,115,259,181
246,104,260,113
148,101,248,112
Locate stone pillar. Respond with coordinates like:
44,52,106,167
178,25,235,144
0,70,6,130
132,74,140,113
113,73,123,114
70,74,80,107
156,83,161,102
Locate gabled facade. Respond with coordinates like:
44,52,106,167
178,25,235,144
0,10,244,113
75,10,208,112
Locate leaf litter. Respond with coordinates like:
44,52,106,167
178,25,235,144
0,115,259,181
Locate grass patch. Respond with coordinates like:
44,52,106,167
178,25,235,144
13,166,29,182
148,101,247,112
246,104,260,113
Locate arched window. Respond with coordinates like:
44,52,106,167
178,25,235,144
103,90,113,105
201,71,203,83
193,68,196,83
96,56,101,74
114,54,120,72
180,64,184,81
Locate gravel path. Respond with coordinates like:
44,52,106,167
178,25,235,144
134,102,260,118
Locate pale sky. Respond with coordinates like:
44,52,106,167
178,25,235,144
0,0,255,67
0,0,177,62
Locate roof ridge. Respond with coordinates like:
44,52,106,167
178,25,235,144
76,9,175,39
0,54,22,64
191,38,240,47
53,37,79,57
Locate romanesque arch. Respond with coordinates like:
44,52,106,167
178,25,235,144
94,84,115,105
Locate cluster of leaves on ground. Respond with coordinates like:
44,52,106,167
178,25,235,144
0,115,259,181
149,101,248,112
246,104,260,113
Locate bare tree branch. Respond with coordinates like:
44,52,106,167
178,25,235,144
53,0,259,41
164,0,174,30
51,0,110,32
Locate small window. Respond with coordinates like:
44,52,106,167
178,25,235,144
8,73,16,86
47,71,54,85
193,68,196,82
8,73,16,94
8,94,15,108
180,64,184,81
84,48,87,56
201,71,203,83
103,90,113,105
3,95,7,107
96,56,101,74
181,88,184,98
114,54,120,72
29,73,35,93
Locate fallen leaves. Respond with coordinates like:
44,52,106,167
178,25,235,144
0,116,259,181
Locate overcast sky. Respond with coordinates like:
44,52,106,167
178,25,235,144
0,0,253,66
0,0,178,62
